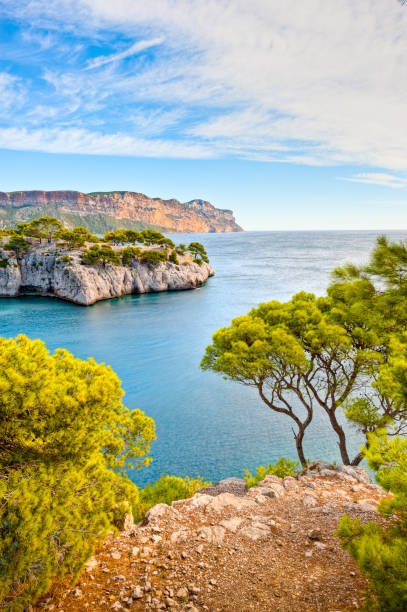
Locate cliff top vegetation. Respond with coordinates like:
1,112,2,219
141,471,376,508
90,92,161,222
0,216,210,269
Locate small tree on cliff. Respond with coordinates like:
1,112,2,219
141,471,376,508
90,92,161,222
3,235,29,255
58,226,99,248
141,249,168,266
81,245,121,267
188,242,209,263
0,335,155,610
121,246,142,265
141,229,166,246
30,216,63,243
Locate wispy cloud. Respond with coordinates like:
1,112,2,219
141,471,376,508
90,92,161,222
339,173,407,189
0,126,212,158
0,72,25,115
85,38,164,70
1,0,407,169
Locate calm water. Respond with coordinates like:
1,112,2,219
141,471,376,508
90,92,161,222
1,230,407,485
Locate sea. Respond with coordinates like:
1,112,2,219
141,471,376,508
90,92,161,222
1,230,406,485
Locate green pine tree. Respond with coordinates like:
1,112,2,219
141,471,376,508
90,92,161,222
0,335,155,611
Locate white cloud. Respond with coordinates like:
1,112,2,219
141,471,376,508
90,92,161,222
0,72,24,114
0,126,212,158
2,0,407,168
339,173,407,189
85,38,164,70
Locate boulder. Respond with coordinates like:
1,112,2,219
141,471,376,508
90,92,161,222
238,522,271,541
145,503,179,522
198,477,248,498
197,525,226,545
205,492,257,513
219,517,243,532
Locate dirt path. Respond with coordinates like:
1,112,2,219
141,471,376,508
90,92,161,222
35,462,386,612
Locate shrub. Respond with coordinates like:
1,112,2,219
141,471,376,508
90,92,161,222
58,227,99,248
81,245,120,266
3,235,29,254
169,250,179,265
0,256,8,268
141,250,168,266
59,255,71,263
243,458,300,488
121,246,141,266
188,242,209,263
133,474,211,523
0,335,155,610
140,229,166,246
176,243,186,255
337,433,407,612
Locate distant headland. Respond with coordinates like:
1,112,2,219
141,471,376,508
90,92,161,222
0,190,243,234
0,218,214,305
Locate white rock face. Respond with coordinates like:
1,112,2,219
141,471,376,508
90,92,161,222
0,246,214,305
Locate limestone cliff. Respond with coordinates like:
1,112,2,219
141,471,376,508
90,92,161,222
0,191,243,234
0,245,214,305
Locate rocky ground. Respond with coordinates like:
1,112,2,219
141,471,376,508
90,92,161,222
34,462,388,612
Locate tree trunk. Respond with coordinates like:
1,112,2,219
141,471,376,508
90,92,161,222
327,410,351,464
351,452,363,466
294,428,307,467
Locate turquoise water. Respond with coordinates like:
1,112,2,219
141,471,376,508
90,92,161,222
1,230,407,485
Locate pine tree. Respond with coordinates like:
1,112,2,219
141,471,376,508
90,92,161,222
337,433,407,611
0,335,155,611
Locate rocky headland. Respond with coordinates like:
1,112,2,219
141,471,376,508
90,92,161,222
0,191,243,234
0,243,214,306
33,461,388,612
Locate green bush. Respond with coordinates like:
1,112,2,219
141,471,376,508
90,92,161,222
133,474,211,523
243,458,300,488
121,246,141,265
140,229,166,246
337,433,407,612
188,242,209,263
3,236,29,254
0,335,155,611
169,250,179,265
0,256,8,268
81,245,120,266
59,255,71,263
58,227,99,248
141,249,168,265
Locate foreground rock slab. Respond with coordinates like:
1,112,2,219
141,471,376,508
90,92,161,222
34,463,390,611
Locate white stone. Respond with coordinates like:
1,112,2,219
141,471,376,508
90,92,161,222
111,551,121,560
302,495,318,508
145,503,179,522
132,586,144,599
169,530,189,544
238,523,270,541
219,517,243,532
205,492,257,513
197,525,226,545
85,556,98,571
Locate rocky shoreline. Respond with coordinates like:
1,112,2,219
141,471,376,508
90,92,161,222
0,245,214,306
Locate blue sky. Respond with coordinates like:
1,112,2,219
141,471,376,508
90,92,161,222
0,0,407,230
